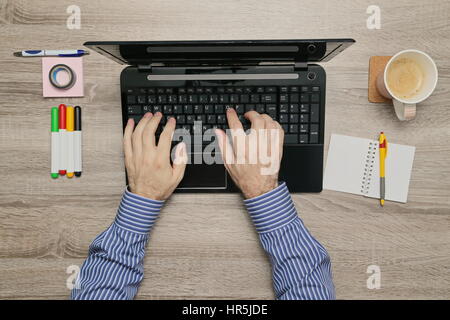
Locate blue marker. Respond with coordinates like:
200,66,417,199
13,50,89,57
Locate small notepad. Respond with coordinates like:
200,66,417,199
323,134,415,203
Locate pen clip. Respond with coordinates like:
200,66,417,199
385,137,388,157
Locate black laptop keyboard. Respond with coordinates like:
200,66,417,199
125,86,321,144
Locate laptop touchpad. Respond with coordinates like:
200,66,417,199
178,162,227,189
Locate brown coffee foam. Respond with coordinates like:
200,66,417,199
368,56,392,103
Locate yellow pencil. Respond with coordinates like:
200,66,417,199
379,132,388,206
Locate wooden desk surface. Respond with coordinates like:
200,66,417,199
0,0,449,299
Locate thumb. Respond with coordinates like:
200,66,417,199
172,142,188,182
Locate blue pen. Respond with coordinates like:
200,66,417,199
13,50,89,57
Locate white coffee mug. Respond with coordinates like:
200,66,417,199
376,49,438,121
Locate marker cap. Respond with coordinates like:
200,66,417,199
59,104,66,129
75,106,82,131
51,107,59,132
66,106,74,131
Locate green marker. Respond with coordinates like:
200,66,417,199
51,107,59,179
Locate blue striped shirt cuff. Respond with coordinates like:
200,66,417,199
244,182,297,234
114,188,165,234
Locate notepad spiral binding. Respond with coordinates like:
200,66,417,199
361,141,378,195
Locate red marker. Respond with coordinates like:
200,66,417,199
58,104,67,175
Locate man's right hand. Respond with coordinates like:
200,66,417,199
215,108,284,199
124,112,187,200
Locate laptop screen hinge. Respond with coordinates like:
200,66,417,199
137,63,165,71
294,62,308,70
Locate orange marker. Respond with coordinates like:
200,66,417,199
58,104,67,175
66,106,75,178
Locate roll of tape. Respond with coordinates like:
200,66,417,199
49,64,76,90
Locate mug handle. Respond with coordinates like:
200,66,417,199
393,99,416,121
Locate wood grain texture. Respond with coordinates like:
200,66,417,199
0,0,449,299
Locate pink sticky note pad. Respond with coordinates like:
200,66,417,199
42,57,84,97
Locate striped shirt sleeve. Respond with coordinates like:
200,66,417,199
244,182,335,300
70,188,164,300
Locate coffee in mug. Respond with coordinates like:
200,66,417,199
376,49,438,121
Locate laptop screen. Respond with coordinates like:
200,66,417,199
84,39,355,66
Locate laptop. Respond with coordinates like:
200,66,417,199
84,39,355,192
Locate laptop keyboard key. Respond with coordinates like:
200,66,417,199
219,95,229,103
196,115,206,122
279,94,289,103
279,114,289,123
215,105,224,114
235,104,245,114
289,104,299,113
289,114,299,123
173,105,183,114
250,94,260,103
300,104,309,113
311,93,320,103
240,94,250,103
137,95,146,104
209,95,218,103
280,104,289,113
204,104,214,114
188,95,198,104
299,134,309,144
186,115,195,124
300,94,309,103
179,95,187,103
284,135,298,144
310,132,319,144
262,94,276,103
168,95,177,103
163,105,173,114
256,104,265,113
266,105,277,119
194,105,204,114
207,115,217,124
310,104,320,122
176,115,186,124
184,105,193,114
127,95,136,104
148,95,157,104
300,124,309,133
217,114,226,124
158,95,167,104
309,124,319,143
127,105,142,115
